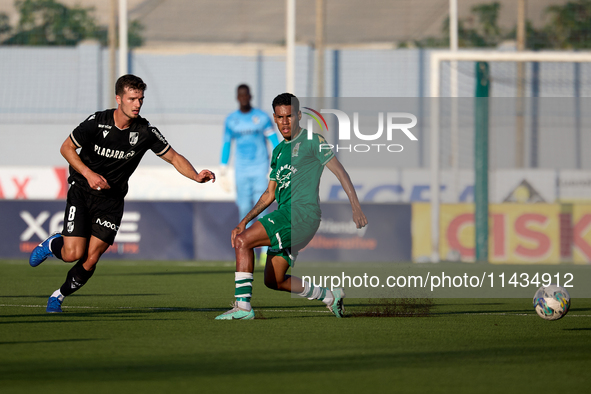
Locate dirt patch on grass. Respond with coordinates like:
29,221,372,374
350,298,434,317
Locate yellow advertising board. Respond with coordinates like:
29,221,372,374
413,204,563,264
573,204,591,263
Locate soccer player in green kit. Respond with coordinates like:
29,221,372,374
216,93,367,320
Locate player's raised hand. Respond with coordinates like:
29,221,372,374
353,209,368,229
231,223,246,248
196,169,216,183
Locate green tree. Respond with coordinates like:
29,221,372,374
2,0,144,47
545,0,591,49
0,12,11,38
95,20,144,48
415,2,503,48
455,2,503,47
472,2,502,43
3,0,98,45
456,19,489,47
416,0,591,50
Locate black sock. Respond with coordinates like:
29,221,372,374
60,261,96,297
50,236,64,260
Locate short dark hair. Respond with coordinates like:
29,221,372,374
237,84,250,94
272,92,299,113
115,74,147,96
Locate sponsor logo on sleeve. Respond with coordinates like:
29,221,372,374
151,128,168,144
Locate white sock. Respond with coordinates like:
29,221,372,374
322,290,335,306
298,281,334,305
235,272,253,311
297,281,310,297
51,289,64,302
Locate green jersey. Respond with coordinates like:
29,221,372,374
269,128,334,217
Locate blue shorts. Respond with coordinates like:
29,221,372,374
235,167,269,221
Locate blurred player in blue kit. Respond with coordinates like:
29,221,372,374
220,84,279,264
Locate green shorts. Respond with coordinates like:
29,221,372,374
258,209,320,266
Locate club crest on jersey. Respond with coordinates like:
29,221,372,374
129,132,139,146
292,142,301,157
67,221,74,233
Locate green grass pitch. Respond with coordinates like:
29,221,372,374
1,259,590,394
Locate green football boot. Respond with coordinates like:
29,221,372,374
215,303,255,320
327,288,346,318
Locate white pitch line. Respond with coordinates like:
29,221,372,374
1,304,588,317
0,304,330,313
0,304,99,309
449,312,591,317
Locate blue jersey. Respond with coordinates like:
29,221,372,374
221,108,278,171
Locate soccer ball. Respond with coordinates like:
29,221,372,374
533,284,570,321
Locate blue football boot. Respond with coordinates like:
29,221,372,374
29,233,62,267
46,296,63,313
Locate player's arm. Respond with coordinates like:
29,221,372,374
265,130,280,148
240,180,276,226
60,136,110,190
160,147,215,183
325,157,368,229
231,181,276,246
220,125,232,168
218,122,233,191
263,114,280,148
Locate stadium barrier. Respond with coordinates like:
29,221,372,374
3,166,590,264
3,198,589,264
0,200,412,262
3,166,591,203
